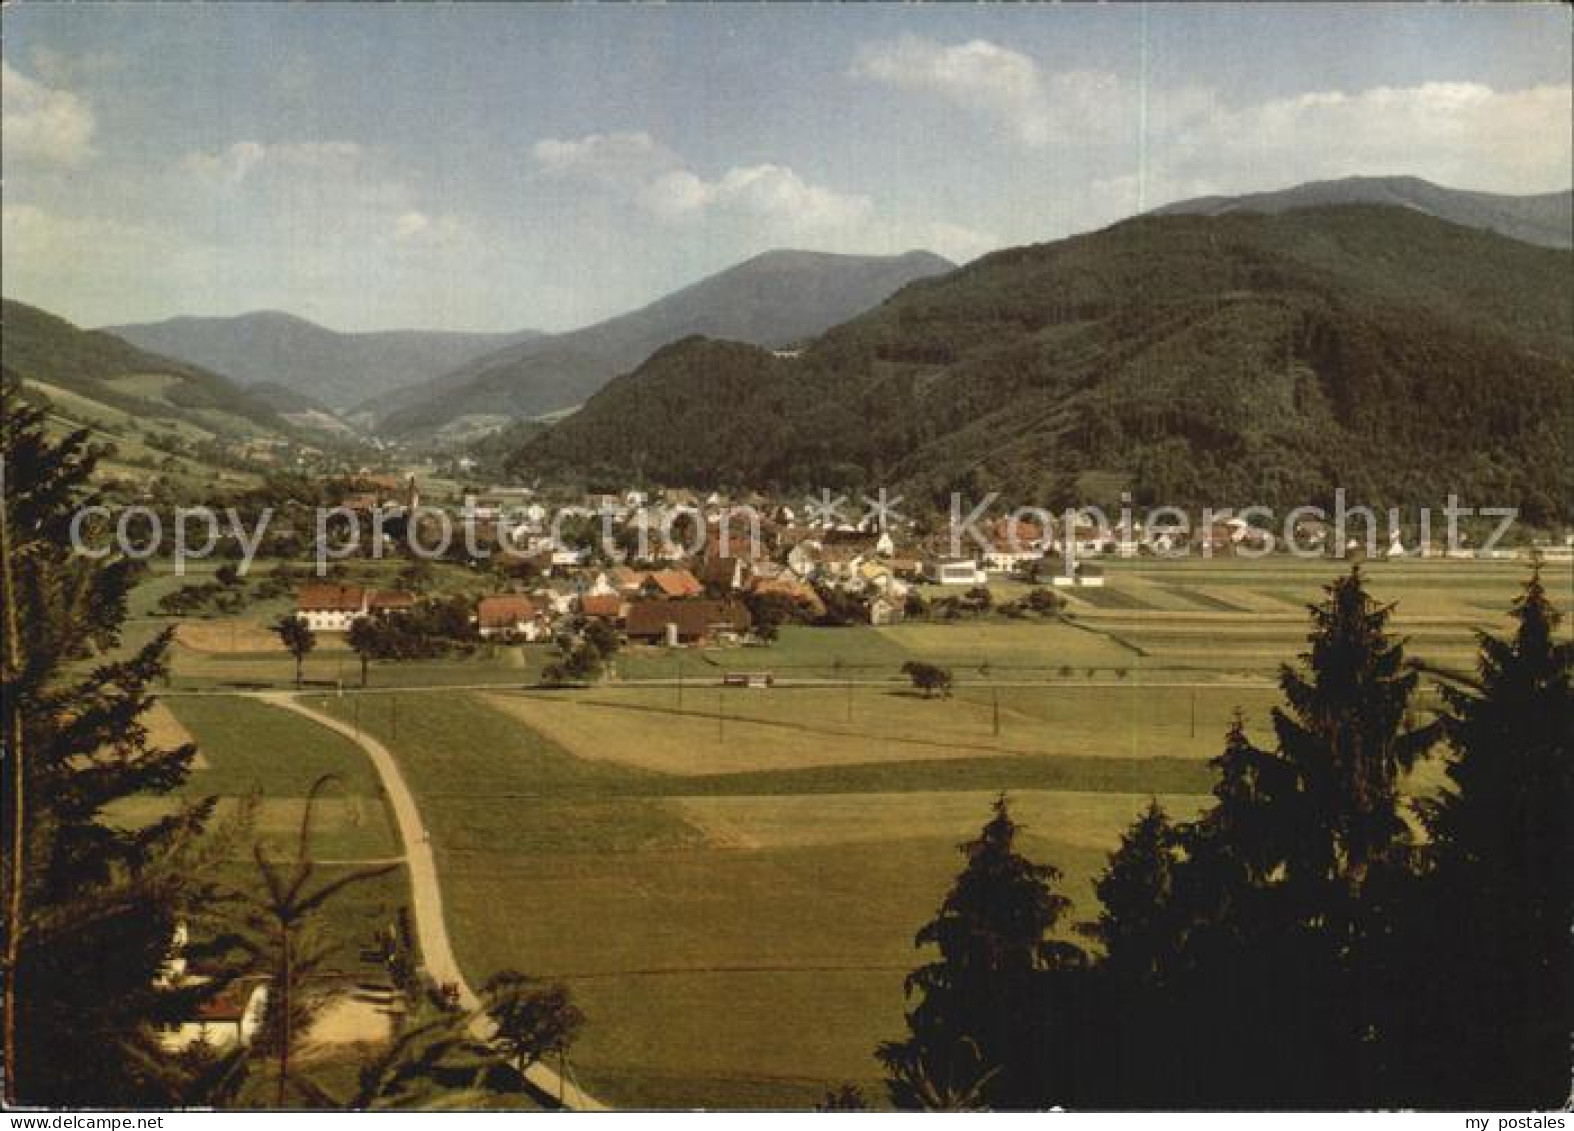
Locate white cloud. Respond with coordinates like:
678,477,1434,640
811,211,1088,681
639,168,713,219
642,163,873,230
535,131,873,234
1,59,97,166
3,202,156,260
851,36,1123,149
173,141,485,255
394,210,431,239
3,134,499,328
852,36,1571,202
528,128,997,265
852,36,1049,145
1163,81,1574,196
179,140,365,185
532,131,673,182
1086,79,1574,218
179,141,267,184
392,209,476,250
714,165,872,228
2,202,195,324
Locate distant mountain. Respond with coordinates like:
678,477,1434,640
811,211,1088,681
104,310,541,411
509,205,1573,524
373,249,955,436
1155,175,1572,249
2,297,288,436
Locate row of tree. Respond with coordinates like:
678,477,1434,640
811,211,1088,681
271,597,479,690
876,567,1571,1109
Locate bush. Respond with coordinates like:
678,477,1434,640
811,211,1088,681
902,660,954,699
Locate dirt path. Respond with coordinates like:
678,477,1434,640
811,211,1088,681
257,692,608,1111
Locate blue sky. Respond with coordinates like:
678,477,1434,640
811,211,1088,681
3,3,1569,332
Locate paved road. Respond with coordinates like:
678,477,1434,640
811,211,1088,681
258,692,608,1111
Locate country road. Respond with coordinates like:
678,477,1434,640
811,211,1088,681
257,692,608,1111
163,674,1280,698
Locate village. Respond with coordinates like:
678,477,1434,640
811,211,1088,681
285,476,1564,662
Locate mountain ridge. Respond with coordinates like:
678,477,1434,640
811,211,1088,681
104,311,542,411
507,204,1573,523
1154,175,1572,249
371,248,956,436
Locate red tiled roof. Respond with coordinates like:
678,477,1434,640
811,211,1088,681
624,599,750,640
749,577,826,616
296,584,364,612
195,980,265,1023
580,594,624,619
368,589,416,610
476,595,538,628
991,517,1049,547
644,569,703,598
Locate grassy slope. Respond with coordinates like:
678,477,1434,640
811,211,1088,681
4,297,286,435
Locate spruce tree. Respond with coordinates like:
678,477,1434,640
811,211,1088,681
3,381,222,1104
1088,720,1301,1107
1265,567,1437,1104
1083,799,1181,1105
1091,799,1179,985
1417,570,1573,1107
1272,567,1437,895
1174,715,1299,950
1076,571,1440,1107
878,796,1085,1109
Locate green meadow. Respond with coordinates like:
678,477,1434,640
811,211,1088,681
120,555,1561,1107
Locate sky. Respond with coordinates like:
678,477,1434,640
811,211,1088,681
3,3,1570,333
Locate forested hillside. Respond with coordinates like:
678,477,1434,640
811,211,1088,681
510,206,1573,519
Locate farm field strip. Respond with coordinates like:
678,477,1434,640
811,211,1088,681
480,684,1282,772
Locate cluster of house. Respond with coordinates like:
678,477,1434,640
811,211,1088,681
475,565,758,646
294,484,1570,650
291,500,1091,648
